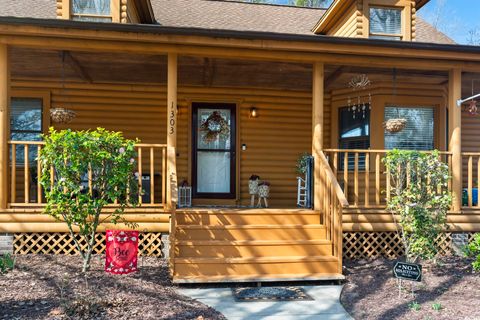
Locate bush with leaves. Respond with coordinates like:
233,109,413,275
296,153,311,175
467,233,480,271
39,128,139,272
384,150,451,263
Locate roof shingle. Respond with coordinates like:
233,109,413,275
0,0,455,44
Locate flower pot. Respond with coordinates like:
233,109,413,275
258,185,270,198
249,180,259,195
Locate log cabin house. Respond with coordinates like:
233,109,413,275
0,0,480,283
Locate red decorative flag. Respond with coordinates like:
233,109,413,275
105,230,139,274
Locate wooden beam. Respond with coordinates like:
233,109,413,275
0,44,9,209
312,62,324,211
449,69,462,211
202,57,215,87
63,50,92,83
325,66,347,89
166,53,178,209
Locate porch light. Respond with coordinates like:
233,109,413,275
249,106,258,118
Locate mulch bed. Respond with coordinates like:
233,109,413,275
341,256,480,320
0,255,226,320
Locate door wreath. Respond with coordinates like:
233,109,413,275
200,111,230,143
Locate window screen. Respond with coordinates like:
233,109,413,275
384,106,434,150
339,106,370,170
72,0,111,22
370,7,402,40
10,98,43,164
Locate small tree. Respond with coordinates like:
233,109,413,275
384,150,451,263
39,128,138,272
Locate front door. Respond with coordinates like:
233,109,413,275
192,103,236,199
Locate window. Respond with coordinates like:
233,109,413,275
72,0,112,22
384,106,434,150
338,106,370,170
10,98,43,164
369,7,402,40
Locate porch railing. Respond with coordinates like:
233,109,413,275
323,149,453,208
8,141,168,208
462,152,480,208
319,151,348,269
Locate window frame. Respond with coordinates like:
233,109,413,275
9,90,50,166
58,0,120,22
338,105,371,171
71,0,115,22
383,105,436,151
367,5,406,41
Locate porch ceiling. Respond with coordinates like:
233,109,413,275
11,46,478,93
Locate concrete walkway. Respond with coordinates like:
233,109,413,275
178,285,353,320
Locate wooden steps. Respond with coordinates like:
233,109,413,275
172,209,343,283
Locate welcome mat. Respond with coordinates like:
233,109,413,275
232,286,314,302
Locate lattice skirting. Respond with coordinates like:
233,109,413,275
13,232,164,256
343,232,477,259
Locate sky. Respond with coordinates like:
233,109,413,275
252,0,480,45
419,0,480,44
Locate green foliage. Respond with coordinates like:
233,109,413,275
432,302,442,311
296,153,311,175
384,150,451,263
288,0,331,7
467,233,480,271
39,128,139,272
0,253,15,274
409,301,421,311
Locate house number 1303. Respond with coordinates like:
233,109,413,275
169,102,176,134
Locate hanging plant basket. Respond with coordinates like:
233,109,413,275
50,108,76,124
383,118,407,133
200,111,230,143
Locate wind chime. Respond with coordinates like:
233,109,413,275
459,79,480,116
347,74,371,119
383,68,407,133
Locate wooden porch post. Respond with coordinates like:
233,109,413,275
312,62,324,211
166,53,178,209
448,69,462,212
0,44,9,209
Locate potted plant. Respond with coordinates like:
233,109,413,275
296,153,311,175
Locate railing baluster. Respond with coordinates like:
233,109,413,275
386,165,391,202
468,156,473,207
333,152,338,177
162,147,166,207
24,144,29,204
354,152,359,206
365,152,370,207
138,147,143,204
37,145,42,203
88,163,93,195
344,152,349,202
477,156,480,208
11,144,16,203
375,153,380,205
150,147,155,204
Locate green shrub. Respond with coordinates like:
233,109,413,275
432,302,442,311
467,233,480,271
409,301,421,311
39,128,139,272
384,150,451,262
0,253,15,274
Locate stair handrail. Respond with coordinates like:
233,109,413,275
319,151,349,207
319,151,348,274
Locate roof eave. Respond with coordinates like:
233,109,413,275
312,0,356,34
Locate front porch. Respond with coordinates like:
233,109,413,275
1,28,480,281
